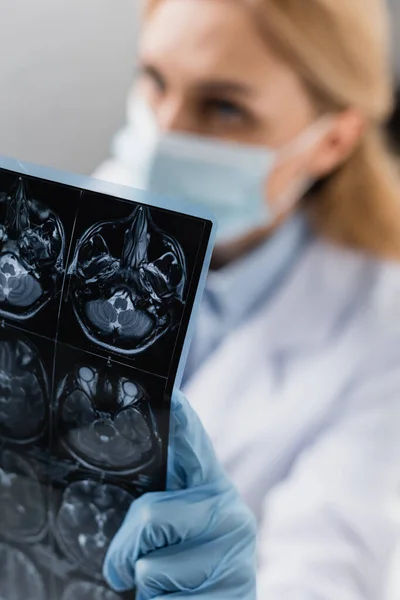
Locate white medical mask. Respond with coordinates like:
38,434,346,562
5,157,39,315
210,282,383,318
113,97,332,243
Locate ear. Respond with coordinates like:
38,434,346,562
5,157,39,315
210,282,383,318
309,108,366,177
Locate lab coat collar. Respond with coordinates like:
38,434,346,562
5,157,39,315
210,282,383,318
205,212,311,328
257,237,379,353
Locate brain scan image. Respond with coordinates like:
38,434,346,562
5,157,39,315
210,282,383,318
57,363,160,473
0,330,48,443
0,543,46,600
55,480,133,577
62,581,121,600
0,177,65,321
68,205,187,355
0,449,47,543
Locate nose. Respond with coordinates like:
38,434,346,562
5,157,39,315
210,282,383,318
155,98,192,134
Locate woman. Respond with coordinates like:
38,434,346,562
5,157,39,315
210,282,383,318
387,88,400,153
96,0,400,597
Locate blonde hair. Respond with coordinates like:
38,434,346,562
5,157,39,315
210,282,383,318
144,0,400,258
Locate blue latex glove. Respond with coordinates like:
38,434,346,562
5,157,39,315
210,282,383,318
103,390,257,599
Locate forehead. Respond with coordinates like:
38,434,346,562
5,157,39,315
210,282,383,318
140,0,280,83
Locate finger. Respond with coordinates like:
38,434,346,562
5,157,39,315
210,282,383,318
135,540,218,598
167,390,226,490
135,528,257,600
103,485,227,592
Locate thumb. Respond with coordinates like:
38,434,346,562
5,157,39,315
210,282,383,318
167,390,226,490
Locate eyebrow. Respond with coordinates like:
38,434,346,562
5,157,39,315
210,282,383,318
140,61,254,98
194,80,254,97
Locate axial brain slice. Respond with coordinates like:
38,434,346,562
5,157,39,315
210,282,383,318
0,543,46,600
69,206,187,354
0,333,47,442
58,364,157,471
62,582,121,600
55,480,133,576
0,450,47,543
0,178,65,320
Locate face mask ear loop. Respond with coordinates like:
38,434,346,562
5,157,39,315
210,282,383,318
270,175,315,219
268,115,335,219
274,114,335,167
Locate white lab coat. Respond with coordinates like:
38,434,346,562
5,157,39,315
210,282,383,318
181,236,400,600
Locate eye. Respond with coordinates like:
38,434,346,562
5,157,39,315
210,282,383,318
202,98,248,123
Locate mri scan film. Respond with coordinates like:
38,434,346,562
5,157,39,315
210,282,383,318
0,449,48,544
0,326,49,444
61,581,122,600
0,162,213,599
0,543,46,600
55,480,134,577
68,205,187,355
0,178,65,321
57,363,160,473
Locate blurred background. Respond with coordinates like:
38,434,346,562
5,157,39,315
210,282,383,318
0,0,398,176
0,0,139,174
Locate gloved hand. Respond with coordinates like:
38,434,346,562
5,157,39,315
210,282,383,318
103,390,257,600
